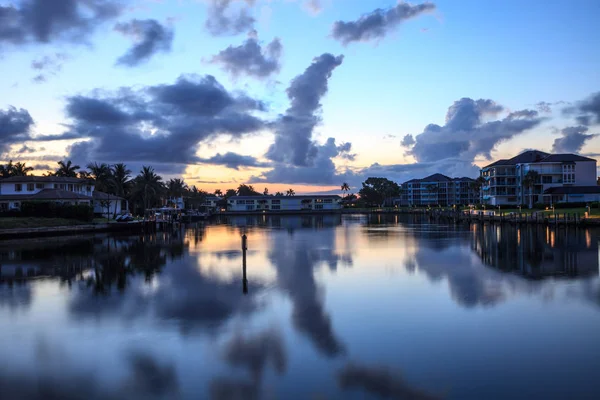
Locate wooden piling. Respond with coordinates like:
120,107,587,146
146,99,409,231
242,234,248,294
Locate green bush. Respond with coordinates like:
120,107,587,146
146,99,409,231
17,201,94,221
532,203,546,210
553,202,587,209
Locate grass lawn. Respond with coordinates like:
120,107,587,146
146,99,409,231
0,217,90,229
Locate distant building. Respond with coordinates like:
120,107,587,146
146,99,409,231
0,176,95,211
480,150,598,206
227,195,342,212
203,196,223,212
0,176,129,217
397,174,477,206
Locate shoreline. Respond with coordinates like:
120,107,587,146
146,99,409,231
0,221,148,240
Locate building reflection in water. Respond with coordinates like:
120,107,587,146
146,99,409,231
471,224,600,279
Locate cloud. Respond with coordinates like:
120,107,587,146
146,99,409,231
552,125,598,153
0,0,122,48
535,100,567,113
205,0,255,36
409,98,542,163
30,52,68,83
0,106,34,155
331,1,436,45
565,91,600,126
400,133,415,147
210,32,282,79
200,152,270,169
114,19,173,67
17,144,36,153
45,75,266,173
248,53,349,184
338,363,439,400
303,0,323,15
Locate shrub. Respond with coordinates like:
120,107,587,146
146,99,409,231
16,201,94,221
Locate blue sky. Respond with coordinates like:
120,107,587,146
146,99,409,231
1,0,599,192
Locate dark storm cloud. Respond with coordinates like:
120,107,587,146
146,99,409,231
266,53,344,166
115,19,174,67
0,0,122,47
205,0,255,36
552,125,598,153
409,98,542,163
565,91,600,126
210,33,283,78
0,106,34,155
200,152,270,169
331,2,436,45
46,75,265,169
338,363,439,400
400,133,415,147
254,138,354,184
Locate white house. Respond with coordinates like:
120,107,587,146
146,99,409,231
0,176,95,211
93,191,129,218
481,151,598,206
227,195,342,212
203,196,223,212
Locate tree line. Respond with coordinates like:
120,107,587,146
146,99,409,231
0,160,301,214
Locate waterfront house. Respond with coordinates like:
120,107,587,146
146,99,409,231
480,150,598,206
203,196,223,212
227,195,342,212
92,191,129,218
397,174,477,207
0,176,95,211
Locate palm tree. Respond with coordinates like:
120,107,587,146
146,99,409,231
470,176,486,204
132,166,164,212
263,187,269,195
214,189,223,197
275,191,284,196
167,178,188,207
10,162,33,176
286,188,295,196
87,162,112,192
522,170,540,208
341,182,350,198
0,161,13,178
54,160,80,177
111,163,132,215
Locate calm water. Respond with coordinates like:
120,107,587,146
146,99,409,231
1,214,600,399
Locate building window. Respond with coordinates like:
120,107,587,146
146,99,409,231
315,198,323,203
271,200,280,204
68,184,74,191
27,183,34,191
542,176,552,184
315,204,324,210
86,186,91,192
272,205,281,210
324,199,333,204
36,183,44,189
15,184,22,192
246,205,255,211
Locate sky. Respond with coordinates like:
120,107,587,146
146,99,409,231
1,0,599,194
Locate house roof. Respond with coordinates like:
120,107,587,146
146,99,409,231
92,191,125,201
0,176,90,184
540,154,596,163
229,195,341,200
0,189,93,201
543,186,600,195
482,150,595,169
403,174,474,185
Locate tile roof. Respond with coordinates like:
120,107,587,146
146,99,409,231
540,154,596,162
0,176,90,183
92,191,125,201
